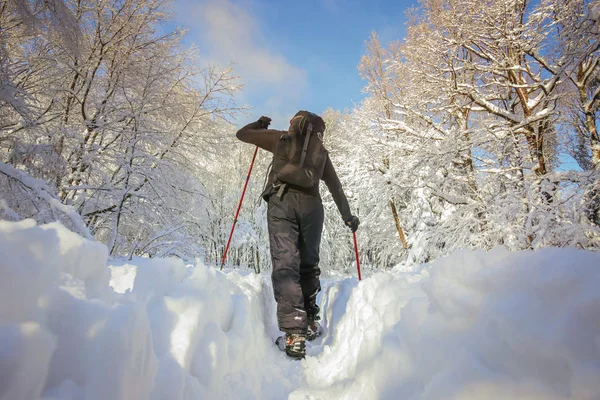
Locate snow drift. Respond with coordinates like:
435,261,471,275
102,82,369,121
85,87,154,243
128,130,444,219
0,220,599,400
301,248,600,399
0,220,293,400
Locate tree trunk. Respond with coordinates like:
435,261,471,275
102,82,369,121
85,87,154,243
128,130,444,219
389,198,408,249
255,247,260,274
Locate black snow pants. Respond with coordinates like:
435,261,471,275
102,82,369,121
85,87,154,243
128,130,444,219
268,190,323,334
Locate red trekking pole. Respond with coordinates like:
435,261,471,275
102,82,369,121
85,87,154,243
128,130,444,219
220,146,259,271
353,232,361,281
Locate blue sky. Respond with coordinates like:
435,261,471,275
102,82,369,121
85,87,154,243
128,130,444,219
170,0,418,129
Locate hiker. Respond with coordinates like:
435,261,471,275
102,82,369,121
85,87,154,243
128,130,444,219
236,111,359,359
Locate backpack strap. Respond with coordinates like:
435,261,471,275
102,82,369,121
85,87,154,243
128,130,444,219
299,121,313,168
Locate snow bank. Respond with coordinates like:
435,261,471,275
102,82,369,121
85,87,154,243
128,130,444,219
1,219,599,400
298,247,600,399
0,220,294,400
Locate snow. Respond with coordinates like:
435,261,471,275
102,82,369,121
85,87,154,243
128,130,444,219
0,162,92,240
1,220,599,400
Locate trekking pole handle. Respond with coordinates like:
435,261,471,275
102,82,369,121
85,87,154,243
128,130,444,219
220,146,259,271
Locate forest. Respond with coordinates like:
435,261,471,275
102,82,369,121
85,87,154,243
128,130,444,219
1,0,598,273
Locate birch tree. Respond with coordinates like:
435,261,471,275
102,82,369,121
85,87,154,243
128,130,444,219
1,0,244,258
356,0,600,260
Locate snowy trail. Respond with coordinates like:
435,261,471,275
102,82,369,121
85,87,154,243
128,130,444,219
1,220,600,400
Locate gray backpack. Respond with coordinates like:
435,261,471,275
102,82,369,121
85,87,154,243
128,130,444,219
271,111,328,197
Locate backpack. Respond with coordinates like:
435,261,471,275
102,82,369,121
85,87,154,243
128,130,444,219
271,111,328,197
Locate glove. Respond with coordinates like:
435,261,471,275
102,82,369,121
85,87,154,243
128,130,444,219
257,116,272,129
345,215,360,233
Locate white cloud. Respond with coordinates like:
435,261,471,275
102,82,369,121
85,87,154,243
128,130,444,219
180,0,308,120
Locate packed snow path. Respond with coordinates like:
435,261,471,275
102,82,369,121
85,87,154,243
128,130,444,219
1,220,600,399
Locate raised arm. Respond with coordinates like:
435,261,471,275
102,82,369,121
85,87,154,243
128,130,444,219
236,117,283,153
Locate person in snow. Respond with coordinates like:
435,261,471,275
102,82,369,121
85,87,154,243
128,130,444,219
236,111,359,359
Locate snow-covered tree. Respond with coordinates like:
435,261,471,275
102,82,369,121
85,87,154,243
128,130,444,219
0,0,244,259
355,0,600,263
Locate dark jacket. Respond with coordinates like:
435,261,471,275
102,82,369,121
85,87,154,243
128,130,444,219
236,120,352,221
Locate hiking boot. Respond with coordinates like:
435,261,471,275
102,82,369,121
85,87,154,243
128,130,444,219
276,333,306,359
307,319,322,341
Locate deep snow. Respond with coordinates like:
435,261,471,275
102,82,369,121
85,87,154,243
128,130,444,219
1,219,599,399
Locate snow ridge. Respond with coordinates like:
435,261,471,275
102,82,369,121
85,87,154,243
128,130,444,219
1,220,599,400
